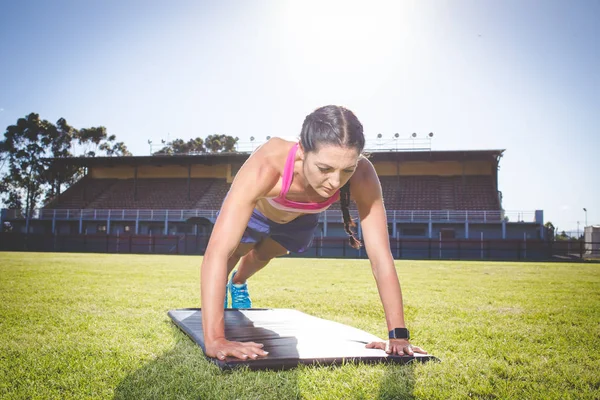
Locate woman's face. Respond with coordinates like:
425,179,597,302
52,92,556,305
301,144,360,197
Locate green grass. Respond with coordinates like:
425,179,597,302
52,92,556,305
0,252,599,399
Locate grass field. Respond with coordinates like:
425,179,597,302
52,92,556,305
0,252,599,399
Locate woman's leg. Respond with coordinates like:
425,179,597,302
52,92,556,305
224,242,256,308
232,237,289,284
227,242,256,275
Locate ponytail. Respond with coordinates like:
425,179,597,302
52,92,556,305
340,182,361,249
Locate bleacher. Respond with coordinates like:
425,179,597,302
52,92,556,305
47,178,214,210
46,177,118,209
378,175,500,210
456,176,500,210
194,179,231,209
43,174,500,211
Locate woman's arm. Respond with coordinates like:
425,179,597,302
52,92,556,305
201,142,280,360
350,158,426,356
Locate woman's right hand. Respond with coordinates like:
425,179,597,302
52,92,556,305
205,338,269,361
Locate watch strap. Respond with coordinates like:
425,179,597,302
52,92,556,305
388,327,410,340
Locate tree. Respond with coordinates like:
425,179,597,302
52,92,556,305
153,135,239,155
75,126,131,157
555,231,570,241
154,137,205,155
46,123,130,204
544,221,555,241
204,134,239,153
44,118,79,204
184,137,206,153
0,113,132,228
0,113,57,230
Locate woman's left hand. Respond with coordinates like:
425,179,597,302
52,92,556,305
365,339,428,356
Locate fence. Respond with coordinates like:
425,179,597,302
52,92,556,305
305,237,595,261
3,208,538,224
1,232,597,261
0,233,208,255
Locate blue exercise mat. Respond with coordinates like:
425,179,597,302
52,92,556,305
168,308,439,370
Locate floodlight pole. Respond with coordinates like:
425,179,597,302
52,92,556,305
583,208,587,227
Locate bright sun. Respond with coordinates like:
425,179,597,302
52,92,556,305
276,1,425,100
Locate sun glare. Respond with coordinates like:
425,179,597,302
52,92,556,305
277,1,425,101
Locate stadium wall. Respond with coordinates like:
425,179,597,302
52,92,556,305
1,232,582,261
363,160,495,177
90,164,234,181
323,222,542,241
88,159,494,180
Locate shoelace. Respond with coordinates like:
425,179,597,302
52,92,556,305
231,285,249,303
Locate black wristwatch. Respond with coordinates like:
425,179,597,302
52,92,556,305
388,328,410,340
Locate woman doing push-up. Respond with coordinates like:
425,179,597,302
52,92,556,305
201,105,427,361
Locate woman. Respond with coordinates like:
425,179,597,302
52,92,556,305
201,105,427,361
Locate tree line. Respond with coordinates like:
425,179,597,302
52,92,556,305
0,112,239,219
152,134,239,155
0,113,131,220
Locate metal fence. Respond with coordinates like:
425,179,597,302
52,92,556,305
3,208,539,224
1,232,596,261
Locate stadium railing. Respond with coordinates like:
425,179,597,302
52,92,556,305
4,209,537,224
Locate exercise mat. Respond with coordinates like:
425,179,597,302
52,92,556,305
168,308,439,370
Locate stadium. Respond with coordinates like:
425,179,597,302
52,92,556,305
1,144,551,260
2,141,597,399
2,1,600,398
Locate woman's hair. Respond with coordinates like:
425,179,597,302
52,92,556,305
299,105,365,249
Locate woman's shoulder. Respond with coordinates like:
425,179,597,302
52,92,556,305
255,137,296,154
352,156,377,182
348,156,381,204
232,137,296,198
250,137,296,170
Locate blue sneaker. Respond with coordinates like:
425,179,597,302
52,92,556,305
224,284,229,309
228,270,252,309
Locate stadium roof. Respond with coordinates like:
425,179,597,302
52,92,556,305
48,149,505,167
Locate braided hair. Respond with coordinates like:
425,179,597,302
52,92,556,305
299,106,365,249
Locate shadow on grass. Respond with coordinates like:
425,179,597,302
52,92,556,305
113,322,301,400
114,322,417,400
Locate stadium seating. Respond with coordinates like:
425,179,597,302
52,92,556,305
45,177,118,209
455,176,500,210
194,179,231,209
377,175,500,210
43,174,500,211
45,178,214,209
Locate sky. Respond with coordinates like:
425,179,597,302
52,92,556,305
0,0,598,233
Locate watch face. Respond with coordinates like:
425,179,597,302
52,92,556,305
389,328,410,340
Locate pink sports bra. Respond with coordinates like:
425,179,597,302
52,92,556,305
265,143,340,214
